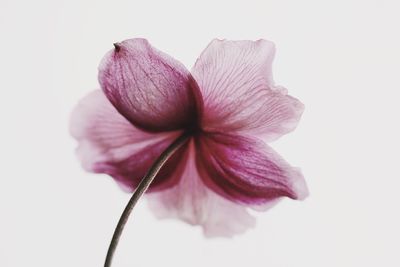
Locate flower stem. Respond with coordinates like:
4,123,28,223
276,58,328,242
104,132,191,267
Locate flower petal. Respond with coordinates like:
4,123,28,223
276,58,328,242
191,39,304,140
147,141,256,237
195,133,308,205
70,90,186,191
98,38,202,132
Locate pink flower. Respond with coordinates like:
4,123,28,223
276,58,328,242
70,38,308,237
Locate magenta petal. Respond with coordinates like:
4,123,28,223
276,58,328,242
70,90,186,191
147,141,256,237
192,39,304,140
196,133,308,205
99,38,202,132
94,136,188,192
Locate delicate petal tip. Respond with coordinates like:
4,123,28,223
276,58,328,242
98,38,201,132
201,39,276,73
202,205,256,238
289,167,309,200
249,198,281,212
257,88,305,141
205,38,276,53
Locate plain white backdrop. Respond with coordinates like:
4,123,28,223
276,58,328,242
1,0,399,266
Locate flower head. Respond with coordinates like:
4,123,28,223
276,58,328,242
70,38,308,237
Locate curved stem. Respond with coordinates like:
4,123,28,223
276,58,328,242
104,132,191,267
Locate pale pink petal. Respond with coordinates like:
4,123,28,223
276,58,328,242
191,39,304,141
147,141,256,237
70,90,186,191
196,133,308,205
98,38,202,133
249,199,281,212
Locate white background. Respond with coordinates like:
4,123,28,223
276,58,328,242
1,0,399,266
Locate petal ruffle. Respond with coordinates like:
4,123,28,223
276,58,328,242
195,133,308,205
191,39,304,141
70,90,186,191
98,38,202,133
147,141,256,237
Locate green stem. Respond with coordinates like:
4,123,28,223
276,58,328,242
104,132,191,267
